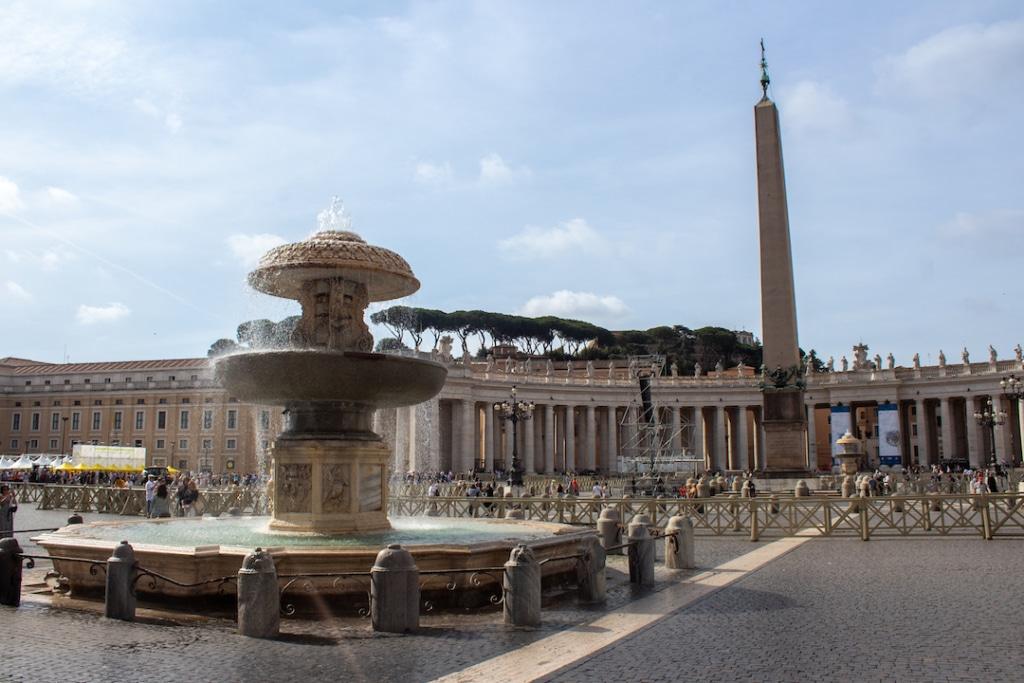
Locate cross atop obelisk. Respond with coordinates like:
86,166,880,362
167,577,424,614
754,42,808,473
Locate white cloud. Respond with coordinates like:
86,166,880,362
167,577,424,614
520,290,628,320
498,218,604,259
413,160,453,185
45,186,78,205
4,281,31,301
76,302,130,325
164,112,183,133
132,97,183,133
478,153,530,184
780,81,851,133
0,176,23,212
877,20,1024,98
226,233,287,267
940,209,1024,238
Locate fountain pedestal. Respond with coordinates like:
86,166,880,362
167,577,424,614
271,437,390,534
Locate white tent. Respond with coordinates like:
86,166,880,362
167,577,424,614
0,457,14,470
9,454,36,470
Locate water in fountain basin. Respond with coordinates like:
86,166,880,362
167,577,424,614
62,516,558,548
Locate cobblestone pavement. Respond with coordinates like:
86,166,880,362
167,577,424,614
551,537,1024,682
4,505,1023,682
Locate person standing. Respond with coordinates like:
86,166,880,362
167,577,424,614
0,484,18,539
144,475,157,518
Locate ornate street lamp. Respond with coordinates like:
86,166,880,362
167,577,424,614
973,396,1006,471
493,385,535,487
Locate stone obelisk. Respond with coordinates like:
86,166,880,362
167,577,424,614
754,43,808,473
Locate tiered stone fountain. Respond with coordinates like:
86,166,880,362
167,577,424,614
215,202,446,533
34,201,590,608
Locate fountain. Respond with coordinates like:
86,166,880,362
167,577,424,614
34,200,591,608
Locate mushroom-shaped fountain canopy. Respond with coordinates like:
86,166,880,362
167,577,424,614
247,199,420,302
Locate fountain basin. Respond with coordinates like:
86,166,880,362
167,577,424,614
214,350,447,407
34,517,594,609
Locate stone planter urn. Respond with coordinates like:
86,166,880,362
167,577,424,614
835,430,861,476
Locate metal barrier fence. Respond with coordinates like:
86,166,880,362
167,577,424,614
389,492,1024,540
5,482,268,517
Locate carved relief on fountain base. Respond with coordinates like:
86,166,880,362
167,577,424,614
269,437,391,534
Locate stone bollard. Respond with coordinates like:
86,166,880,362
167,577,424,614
576,536,606,604
503,544,541,627
794,480,809,497
227,507,242,517
841,476,855,498
627,514,655,587
893,495,904,513
371,544,419,633
929,493,942,512
505,508,525,520
67,513,84,525
0,537,24,607
769,495,780,514
859,479,870,498
597,507,622,554
237,548,279,639
105,540,137,621
664,515,695,570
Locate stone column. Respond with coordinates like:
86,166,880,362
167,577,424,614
669,406,682,453
565,406,576,472
584,405,597,471
691,406,704,463
915,398,930,466
736,406,750,471
621,406,635,459
939,397,954,462
523,412,535,475
965,396,983,468
460,400,476,474
543,404,555,474
503,412,514,470
483,404,494,472
605,406,618,473
757,410,768,470
714,405,727,472
804,404,816,471
993,395,1012,464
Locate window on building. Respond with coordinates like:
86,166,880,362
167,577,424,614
157,410,167,430
92,411,101,431
158,398,168,405
135,411,144,430
111,439,120,446
113,411,123,431
51,413,60,431
32,401,40,407
115,399,124,405
228,397,239,403
29,439,38,449
168,375,175,381
125,377,132,383
52,400,61,406
9,439,17,449
226,438,237,450
71,412,81,431
48,439,58,449
181,398,190,404
260,410,270,430
93,400,102,406
180,410,189,430
134,439,143,448
146,376,153,382
30,413,40,431
63,379,70,385
137,399,145,405
156,439,165,449
178,439,188,450
83,378,90,384
912,424,918,436
190,375,198,381
202,410,213,430
11,413,20,431
204,397,214,403
44,380,50,385
73,400,81,406
202,438,212,451
227,410,238,430
24,380,31,386
104,378,111,384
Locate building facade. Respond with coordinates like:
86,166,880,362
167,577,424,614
3,351,1022,474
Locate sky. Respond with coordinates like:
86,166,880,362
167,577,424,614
1,1,1022,367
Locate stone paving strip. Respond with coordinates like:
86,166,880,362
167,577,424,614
431,532,815,683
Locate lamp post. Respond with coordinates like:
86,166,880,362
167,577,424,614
973,396,1006,472
493,385,535,488
1000,374,1023,467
